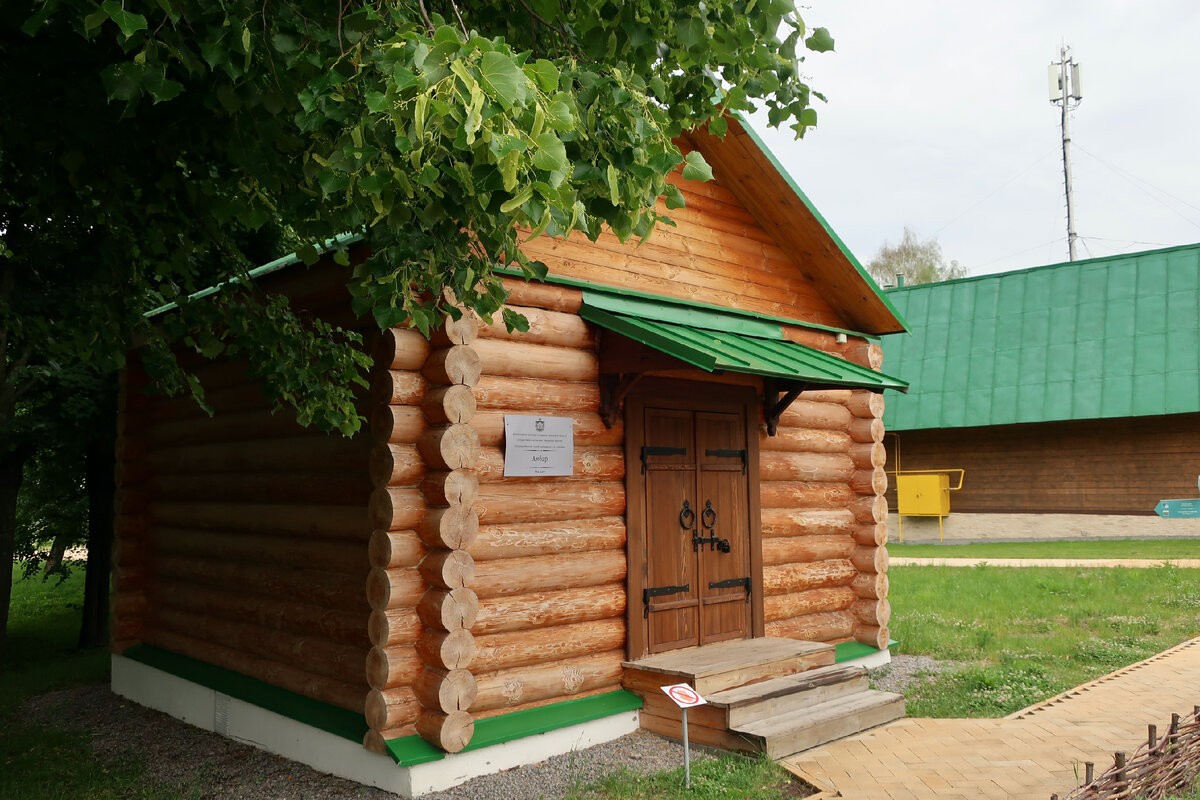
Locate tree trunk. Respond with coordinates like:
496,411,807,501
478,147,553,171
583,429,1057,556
0,441,34,666
80,379,117,648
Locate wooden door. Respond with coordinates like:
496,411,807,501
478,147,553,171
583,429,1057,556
629,385,759,656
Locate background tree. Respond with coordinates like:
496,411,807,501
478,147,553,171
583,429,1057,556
1,0,834,658
867,227,968,287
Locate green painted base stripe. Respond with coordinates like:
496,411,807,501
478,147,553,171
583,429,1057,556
835,640,898,663
383,690,644,766
121,644,368,743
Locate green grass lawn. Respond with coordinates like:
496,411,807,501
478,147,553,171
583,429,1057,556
888,563,1200,718
891,538,1200,560
564,753,797,800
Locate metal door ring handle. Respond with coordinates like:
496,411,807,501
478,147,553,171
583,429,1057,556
702,500,716,529
679,500,696,529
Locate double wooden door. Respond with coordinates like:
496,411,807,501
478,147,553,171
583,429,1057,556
628,386,759,655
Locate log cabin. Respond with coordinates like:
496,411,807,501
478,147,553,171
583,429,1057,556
110,118,910,795
881,243,1200,542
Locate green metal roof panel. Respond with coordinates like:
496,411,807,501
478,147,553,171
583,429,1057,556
881,242,1200,430
580,300,908,393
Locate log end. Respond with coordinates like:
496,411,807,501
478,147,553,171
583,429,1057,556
416,710,475,753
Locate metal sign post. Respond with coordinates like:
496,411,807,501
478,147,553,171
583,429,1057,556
661,683,707,789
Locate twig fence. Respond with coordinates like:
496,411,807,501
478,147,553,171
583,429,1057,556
1053,705,1200,800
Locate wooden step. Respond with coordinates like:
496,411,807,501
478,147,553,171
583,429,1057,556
707,664,870,729
623,638,835,695
733,690,907,759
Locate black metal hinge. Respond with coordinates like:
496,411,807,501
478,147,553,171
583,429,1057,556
708,576,752,602
643,583,690,617
641,445,686,474
706,448,747,474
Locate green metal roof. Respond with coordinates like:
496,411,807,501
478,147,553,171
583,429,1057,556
581,289,909,392
881,243,1200,431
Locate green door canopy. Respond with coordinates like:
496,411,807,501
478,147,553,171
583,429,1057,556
579,290,909,394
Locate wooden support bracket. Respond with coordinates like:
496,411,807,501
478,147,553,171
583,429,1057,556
763,378,808,436
599,373,644,428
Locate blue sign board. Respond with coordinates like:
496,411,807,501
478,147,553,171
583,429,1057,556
1155,499,1200,518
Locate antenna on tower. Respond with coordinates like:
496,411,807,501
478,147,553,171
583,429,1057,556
1049,44,1083,261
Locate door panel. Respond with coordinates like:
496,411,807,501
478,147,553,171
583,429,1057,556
697,412,751,644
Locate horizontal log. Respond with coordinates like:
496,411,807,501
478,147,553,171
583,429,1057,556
416,629,476,671
472,686,620,721
365,644,424,690
851,545,888,574
473,375,599,413
479,304,596,349
113,564,147,593
849,442,887,470
500,276,584,313
476,446,625,484
418,424,481,471
148,606,369,690
851,597,891,628
141,627,366,713
758,427,853,454
418,549,475,590
150,408,313,447
368,607,423,647
151,556,369,613
414,667,477,714
112,591,149,618
472,618,625,673
150,501,370,541
150,471,372,507
760,534,856,567
417,505,479,550
472,411,620,447
420,385,476,425
778,400,853,431
472,551,627,599
473,584,625,635
377,327,432,371
762,559,858,596
854,624,890,651
852,523,888,547
469,517,626,562
848,417,885,445
153,382,272,421
850,495,888,525
763,587,857,623
371,370,428,409
365,567,425,611
476,482,625,525
766,610,858,643
845,391,885,420
416,710,474,754
147,433,370,475
369,530,428,570
365,686,421,730
422,345,482,387
419,470,479,507
363,726,417,754
759,508,856,538
368,487,426,532
851,571,889,600
472,650,623,713
429,310,479,348
759,482,855,510
149,527,367,575
843,341,884,371
760,452,855,483
417,587,480,632
800,389,853,405
474,338,598,382
850,467,888,496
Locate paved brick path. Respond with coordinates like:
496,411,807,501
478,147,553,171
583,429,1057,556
783,637,1200,799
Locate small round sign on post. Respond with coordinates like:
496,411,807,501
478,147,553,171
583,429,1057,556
661,683,706,788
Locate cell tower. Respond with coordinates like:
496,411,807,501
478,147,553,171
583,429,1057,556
1049,45,1083,261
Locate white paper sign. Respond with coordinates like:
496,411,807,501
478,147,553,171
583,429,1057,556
503,415,574,476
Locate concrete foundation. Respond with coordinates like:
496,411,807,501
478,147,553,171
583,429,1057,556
888,513,1200,544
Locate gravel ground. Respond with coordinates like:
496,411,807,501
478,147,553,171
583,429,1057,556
18,655,959,799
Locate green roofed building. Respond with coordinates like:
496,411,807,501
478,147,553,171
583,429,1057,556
880,242,1200,541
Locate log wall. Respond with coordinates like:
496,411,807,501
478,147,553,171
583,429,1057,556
468,280,630,720
115,261,378,722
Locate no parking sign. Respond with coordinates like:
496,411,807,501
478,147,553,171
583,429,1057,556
661,683,706,787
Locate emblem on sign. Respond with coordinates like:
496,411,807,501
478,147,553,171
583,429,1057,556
661,682,707,708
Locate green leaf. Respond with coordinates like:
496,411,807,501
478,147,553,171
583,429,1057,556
606,163,620,205
799,107,818,127
100,1,148,37
533,133,567,172
664,184,686,210
676,16,707,51
479,51,525,109
545,99,574,130
359,173,389,195
805,27,835,53
682,150,713,182
271,33,299,53
84,10,108,33
526,59,559,92
365,91,389,113
500,184,534,213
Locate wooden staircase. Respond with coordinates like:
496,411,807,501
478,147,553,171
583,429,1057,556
624,638,905,759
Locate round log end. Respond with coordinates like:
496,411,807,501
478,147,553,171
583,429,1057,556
417,587,480,632
418,505,480,551
418,628,476,671
419,549,476,590
417,709,474,753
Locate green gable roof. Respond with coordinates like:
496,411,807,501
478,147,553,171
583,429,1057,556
882,243,1200,431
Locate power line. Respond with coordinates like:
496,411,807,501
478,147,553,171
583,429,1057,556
1073,143,1200,231
931,147,1059,239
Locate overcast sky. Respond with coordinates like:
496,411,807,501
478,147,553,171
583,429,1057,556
748,1,1200,277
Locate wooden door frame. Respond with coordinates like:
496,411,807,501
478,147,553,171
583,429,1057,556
623,378,765,660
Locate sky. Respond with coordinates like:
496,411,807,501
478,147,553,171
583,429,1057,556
748,1,1200,277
